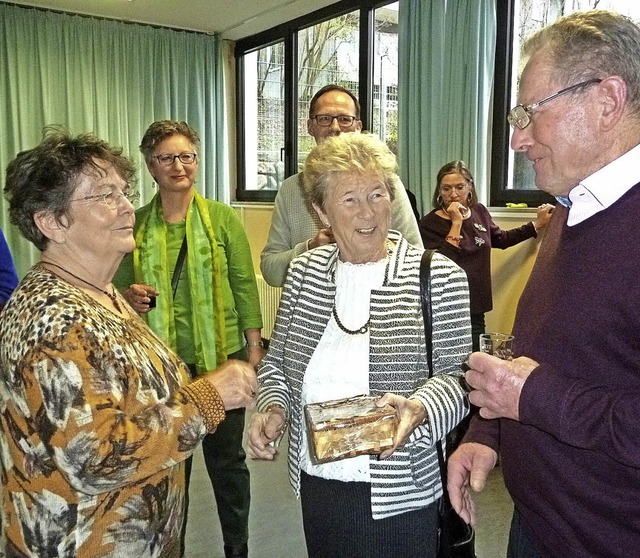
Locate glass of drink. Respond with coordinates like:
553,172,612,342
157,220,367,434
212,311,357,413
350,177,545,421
479,333,514,360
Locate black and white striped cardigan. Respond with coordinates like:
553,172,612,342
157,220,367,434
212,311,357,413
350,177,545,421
256,231,471,519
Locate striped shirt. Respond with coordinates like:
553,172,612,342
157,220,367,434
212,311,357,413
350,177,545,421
257,231,471,519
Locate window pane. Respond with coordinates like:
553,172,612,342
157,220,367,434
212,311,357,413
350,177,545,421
508,0,640,191
372,2,399,152
297,11,360,170
243,42,285,192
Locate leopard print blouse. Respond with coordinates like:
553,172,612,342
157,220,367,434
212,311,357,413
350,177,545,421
0,265,224,557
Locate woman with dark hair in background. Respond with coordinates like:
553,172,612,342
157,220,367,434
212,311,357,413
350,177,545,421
419,160,553,351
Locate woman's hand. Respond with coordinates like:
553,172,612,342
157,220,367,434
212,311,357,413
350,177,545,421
375,393,427,459
121,283,159,313
446,202,469,224
534,203,554,231
245,329,265,369
247,406,287,460
247,346,265,369
203,359,257,410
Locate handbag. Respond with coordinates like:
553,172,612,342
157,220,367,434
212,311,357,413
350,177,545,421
171,234,188,299
420,250,476,558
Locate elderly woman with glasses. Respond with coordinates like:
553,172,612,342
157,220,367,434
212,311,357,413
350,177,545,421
114,120,262,558
248,133,472,557
0,127,256,557
419,160,553,352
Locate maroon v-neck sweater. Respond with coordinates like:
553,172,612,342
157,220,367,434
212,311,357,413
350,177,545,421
467,183,640,557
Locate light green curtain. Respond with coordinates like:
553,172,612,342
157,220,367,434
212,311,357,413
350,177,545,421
398,0,496,216
0,2,227,276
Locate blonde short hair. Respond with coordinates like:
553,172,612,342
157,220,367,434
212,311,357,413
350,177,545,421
302,132,397,210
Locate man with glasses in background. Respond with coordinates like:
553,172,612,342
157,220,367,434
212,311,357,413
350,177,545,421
260,84,422,287
448,11,640,558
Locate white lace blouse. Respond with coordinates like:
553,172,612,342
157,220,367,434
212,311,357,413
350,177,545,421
299,256,387,482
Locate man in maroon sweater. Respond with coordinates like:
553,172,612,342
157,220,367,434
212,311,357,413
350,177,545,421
448,11,640,558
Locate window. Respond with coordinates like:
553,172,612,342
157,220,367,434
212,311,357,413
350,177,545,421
296,10,360,172
236,0,398,201
491,0,640,206
242,41,285,193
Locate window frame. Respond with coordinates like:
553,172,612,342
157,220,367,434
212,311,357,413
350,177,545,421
235,0,395,202
490,0,563,207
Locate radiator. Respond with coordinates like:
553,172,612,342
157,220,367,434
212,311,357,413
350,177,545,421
256,274,282,339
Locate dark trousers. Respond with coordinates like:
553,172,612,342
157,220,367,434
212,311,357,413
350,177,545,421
470,312,486,352
448,312,485,455
507,508,545,558
300,471,438,558
181,352,251,556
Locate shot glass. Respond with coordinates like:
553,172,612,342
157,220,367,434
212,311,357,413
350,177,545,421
479,333,514,360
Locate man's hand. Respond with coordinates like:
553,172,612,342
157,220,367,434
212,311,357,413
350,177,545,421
308,227,335,250
447,442,498,526
465,352,539,421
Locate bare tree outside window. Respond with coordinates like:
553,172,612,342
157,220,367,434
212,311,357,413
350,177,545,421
509,0,640,191
297,12,360,170
240,2,399,194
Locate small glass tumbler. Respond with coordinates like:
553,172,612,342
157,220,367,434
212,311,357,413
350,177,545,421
479,333,514,360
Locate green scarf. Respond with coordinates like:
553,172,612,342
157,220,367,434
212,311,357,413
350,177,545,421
133,191,227,373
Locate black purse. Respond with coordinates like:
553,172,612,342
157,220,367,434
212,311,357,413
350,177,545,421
420,250,476,558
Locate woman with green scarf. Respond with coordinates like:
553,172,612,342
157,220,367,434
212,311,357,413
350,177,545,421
114,120,263,558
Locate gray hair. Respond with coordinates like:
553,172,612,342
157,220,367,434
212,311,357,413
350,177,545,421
302,133,397,210
523,10,640,117
4,126,136,251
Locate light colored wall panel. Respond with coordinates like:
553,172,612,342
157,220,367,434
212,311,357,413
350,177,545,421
233,203,542,339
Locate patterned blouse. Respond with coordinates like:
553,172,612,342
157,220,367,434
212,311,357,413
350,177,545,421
0,266,224,557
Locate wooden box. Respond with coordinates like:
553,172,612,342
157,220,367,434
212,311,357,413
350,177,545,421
304,394,397,464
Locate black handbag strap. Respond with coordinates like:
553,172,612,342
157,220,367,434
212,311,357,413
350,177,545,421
171,234,188,299
419,249,448,486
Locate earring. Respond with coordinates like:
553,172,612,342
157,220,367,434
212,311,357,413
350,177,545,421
467,192,472,204
436,195,444,208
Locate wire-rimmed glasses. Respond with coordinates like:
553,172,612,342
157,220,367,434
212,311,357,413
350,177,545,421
155,152,198,166
311,115,358,128
507,78,602,130
72,189,140,209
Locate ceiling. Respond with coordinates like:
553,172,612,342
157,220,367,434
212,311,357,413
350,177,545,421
5,0,341,40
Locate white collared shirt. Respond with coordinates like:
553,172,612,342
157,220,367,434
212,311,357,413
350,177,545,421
567,143,640,226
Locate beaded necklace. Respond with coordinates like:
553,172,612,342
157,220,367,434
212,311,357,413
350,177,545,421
42,261,123,313
330,240,393,336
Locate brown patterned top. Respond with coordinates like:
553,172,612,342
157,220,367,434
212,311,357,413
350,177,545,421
0,266,223,557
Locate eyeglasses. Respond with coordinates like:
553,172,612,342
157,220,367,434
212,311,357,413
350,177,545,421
440,183,470,194
311,115,358,128
72,189,140,209
507,78,602,130
155,152,198,166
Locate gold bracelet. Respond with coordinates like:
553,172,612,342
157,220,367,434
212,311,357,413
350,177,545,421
247,340,264,348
